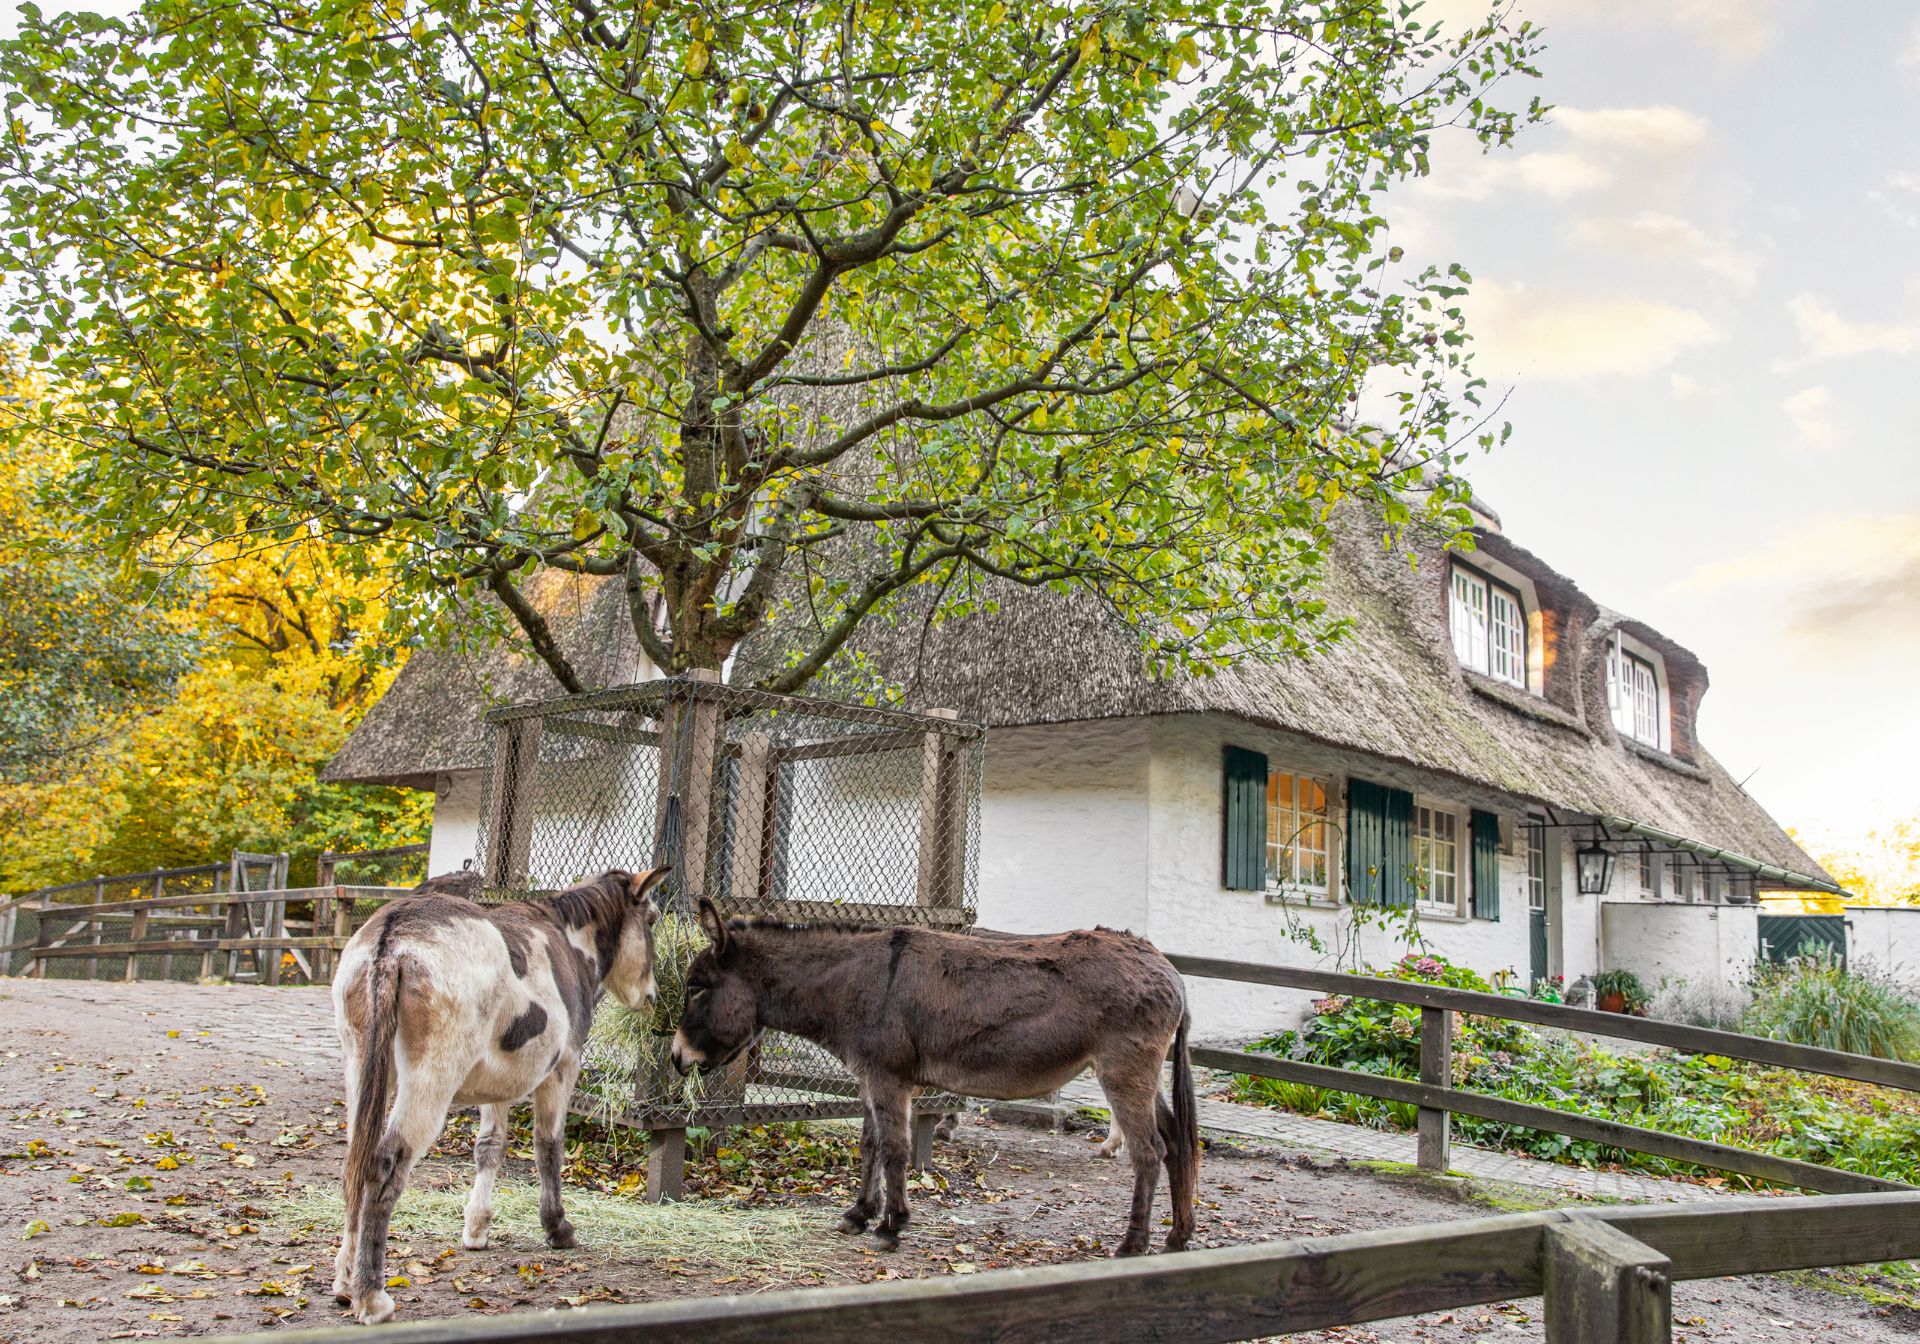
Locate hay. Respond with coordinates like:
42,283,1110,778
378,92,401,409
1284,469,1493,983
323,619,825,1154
273,1183,830,1276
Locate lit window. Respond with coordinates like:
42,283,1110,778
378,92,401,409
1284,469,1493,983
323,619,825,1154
1413,803,1462,914
1451,566,1527,689
1266,770,1332,894
1608,643,1661,746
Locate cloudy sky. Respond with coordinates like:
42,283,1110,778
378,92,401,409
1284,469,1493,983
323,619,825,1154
1398,0,1920,852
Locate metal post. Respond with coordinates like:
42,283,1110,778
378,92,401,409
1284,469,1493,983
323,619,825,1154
482,719,544,890
1417,1006,1452,1173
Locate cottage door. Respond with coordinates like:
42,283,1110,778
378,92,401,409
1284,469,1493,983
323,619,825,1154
1526,819,1551,989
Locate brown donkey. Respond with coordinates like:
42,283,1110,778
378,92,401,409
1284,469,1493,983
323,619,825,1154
672,904,1198,1256
331,868,669,1325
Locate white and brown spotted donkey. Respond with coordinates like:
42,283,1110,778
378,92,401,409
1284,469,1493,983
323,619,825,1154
330,867,669,1325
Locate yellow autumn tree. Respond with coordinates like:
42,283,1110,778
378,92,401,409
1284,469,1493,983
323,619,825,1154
0,530,429,893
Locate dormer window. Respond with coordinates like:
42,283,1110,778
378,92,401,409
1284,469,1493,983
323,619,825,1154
1450,564,1526,689
1607,637,1662,746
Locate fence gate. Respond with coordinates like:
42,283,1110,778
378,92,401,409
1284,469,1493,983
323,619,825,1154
1758,913,1847,968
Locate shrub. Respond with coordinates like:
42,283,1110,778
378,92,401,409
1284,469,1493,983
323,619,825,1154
1649,977,1752,1032
1230,951,1920,1188
1591,968,1651,1013
1742,952,1920,1062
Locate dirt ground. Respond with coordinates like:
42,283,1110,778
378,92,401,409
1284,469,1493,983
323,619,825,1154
0,978,1913,1343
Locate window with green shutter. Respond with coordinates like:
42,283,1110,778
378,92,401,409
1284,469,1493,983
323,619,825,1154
1347,777,1413,906
1470,809,1502,920
1221,746,1268,891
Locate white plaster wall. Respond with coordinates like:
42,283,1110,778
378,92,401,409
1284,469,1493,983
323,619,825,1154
1145,715,1531,1041
428,770,485,877
1845,908,1920,985
1553,832,1603,986
974,720,1151,936
1600,901,1758,989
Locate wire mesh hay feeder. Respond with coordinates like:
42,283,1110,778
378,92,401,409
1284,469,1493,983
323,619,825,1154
471,673,983,1196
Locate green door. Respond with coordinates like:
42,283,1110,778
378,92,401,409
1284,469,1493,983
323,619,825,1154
1526,820,1550,989
1757,914,1847,968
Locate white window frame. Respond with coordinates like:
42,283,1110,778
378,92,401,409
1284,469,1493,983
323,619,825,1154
1669,862,1693,903
1450,565,1528,690
1607,635,1665,748
1265,767,1334,899
1526,820,1548,913
1637,849,1654,894
1412,799,1465,916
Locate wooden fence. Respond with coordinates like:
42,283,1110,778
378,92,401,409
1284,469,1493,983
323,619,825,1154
206,1190,1920,1343
1166,952,1920,1195
0,885,409,985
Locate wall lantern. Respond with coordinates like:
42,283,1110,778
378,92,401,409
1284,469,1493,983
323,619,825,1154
1575,836,1615,895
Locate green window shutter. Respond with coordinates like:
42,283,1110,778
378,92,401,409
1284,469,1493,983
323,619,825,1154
1471,809,1502,921
1347,778,1414,907
1221,746,1268,891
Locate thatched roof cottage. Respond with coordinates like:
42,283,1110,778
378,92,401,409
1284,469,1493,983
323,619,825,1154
325,499,1840,1034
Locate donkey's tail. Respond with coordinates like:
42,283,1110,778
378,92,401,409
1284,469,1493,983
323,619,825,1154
344,953,402,1198
1159,1010,1200,1249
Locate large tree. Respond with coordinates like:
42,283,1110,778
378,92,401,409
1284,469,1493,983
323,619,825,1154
0,0,1540,693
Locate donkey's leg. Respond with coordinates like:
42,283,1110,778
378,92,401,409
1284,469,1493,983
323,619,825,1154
837,1099,882,1235
1155,1094,1196,1251
352,1067,463,1325
1098,1062,1166,1257
531,1063,582,1250
463,1102,510,1250
332,1042,363,1304
868,1078,915,1250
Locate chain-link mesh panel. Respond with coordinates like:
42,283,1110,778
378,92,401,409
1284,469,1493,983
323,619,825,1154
471,676,984,1128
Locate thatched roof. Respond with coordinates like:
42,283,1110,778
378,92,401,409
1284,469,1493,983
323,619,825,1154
322,568,646,790
323,507,1830,887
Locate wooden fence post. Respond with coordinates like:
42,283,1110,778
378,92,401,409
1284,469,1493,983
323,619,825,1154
263,894,286,987
727,731,775,907
32,901,51,978
86,876,104,980
646,1127,687,1204
915,709,964,910
1543,1217,1671,1343
126,907,149,983
482,719,545,890
1417,1006,1452,1173
151,873,172,982
911,1111,940,1172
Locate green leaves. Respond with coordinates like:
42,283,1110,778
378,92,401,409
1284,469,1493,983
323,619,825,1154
0,0,1542,692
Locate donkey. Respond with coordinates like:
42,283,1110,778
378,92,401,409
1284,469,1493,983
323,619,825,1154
671,902,1198,1256
331,867,669,1325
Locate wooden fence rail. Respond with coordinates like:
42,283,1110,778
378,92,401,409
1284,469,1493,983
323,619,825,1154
1165,952,1920,1195
0,886,411,985
202,1191,1920,1344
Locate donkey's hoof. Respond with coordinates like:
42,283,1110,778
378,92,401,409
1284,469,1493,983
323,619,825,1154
1114,1239,1150,1258
462,1232,491,1251
544,1220,577,1250
355,1289,396,1325
332,1280,351,1306
871,1230,901,1252
836,1213,869,1236
1164,1234,1191,1252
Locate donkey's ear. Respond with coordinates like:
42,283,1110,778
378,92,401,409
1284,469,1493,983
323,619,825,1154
697,897,730,952
628,866,671,912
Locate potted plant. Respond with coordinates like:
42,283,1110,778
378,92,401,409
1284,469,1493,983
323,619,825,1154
1592,968,1650,1016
